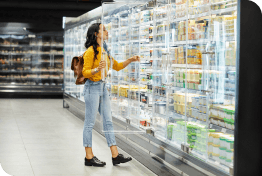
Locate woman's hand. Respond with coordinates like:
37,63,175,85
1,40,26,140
97,60,106,71
122,55,140,69
129,55,140,62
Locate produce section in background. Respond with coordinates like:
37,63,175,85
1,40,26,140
64,0,238,174
0,35,64,86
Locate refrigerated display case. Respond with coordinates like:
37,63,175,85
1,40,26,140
64,0,239,175
0,34,64,97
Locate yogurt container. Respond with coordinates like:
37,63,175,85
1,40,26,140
202,106,207,114
212,144,220,156
219,156,226,165
219,147,227,157
195,109,199,119
199,96,203,105
225,158,233,166
208,133,213,143
213,133,222,145
208,143,213,153
219,119,226,127
212,153,220,162
226,149,233,161
195,97,200,109
192,97,196,108
227,139,234,150
220,137,227,148
199,105,203,113
202,97,207,106
231,110,235,120
199,112,203,121
213,117,219,125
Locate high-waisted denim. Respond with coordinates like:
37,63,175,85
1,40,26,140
83,79,116,147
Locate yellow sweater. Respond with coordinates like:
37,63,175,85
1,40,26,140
82,46,124,82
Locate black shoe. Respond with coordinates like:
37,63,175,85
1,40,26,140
85,156,106,167
112,154,132,165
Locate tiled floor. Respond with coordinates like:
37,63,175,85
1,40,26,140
0,99,157,176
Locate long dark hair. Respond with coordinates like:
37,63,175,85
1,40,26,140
84,23,101,60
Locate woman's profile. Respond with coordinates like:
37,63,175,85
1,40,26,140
82,23,140,167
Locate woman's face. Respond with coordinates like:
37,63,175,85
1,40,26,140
97,24,108,41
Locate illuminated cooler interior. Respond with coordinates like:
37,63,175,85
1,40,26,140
64,0,238,174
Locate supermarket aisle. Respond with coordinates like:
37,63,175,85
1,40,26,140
0,99,156,176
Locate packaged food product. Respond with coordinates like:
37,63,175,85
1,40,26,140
195,109,199,119
219,119,226,127
225,158,232,166
212,144,220,156
212,153,220,161
208,133,213,143
219,156,226,165
226,149,233,161
213,133,222,145
220,137,228,148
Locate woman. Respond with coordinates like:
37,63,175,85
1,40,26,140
82,23,140,167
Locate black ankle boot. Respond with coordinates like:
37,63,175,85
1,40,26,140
85,156,106,167
112,154,132,165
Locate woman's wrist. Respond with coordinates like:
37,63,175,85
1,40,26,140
128,58,133,63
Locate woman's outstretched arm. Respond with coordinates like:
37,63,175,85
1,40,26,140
112,56,140,71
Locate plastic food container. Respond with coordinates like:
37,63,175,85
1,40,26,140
208,134,213,143
231,110,235,120
226,149,233,160
213,134,221,145
195,109,199,119
218,109,224,119
225,109,231,119
155,101,166,115
192,97,196,108
225,159,233,166
199,105,203,113
221,109,226,119
208,143,213,153
212,153,220,162
199,96,203,105
195,97,199,109
227,139,234,150
220,137,227,148
213,109,219,117
219,156,226,165
202,106,207,114
224,118,230,129
219,147,227,159
202,97,207,106
201,135,206,143
212,144,220,156
219,119,226,127
211,118,216,125
191,108,196,118
187,125,192,133
198,112,202,121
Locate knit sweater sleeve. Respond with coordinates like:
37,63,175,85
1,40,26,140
112,58,124,71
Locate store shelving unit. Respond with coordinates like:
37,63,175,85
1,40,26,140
0,34,64,98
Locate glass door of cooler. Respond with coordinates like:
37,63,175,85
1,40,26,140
78,23,89,102
184,0,212,164
151,0,172,141
64,30,72,96
101,2,148,134
167,0,237,174
204,2,237,172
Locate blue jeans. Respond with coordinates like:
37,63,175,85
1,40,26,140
83,79,116,147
